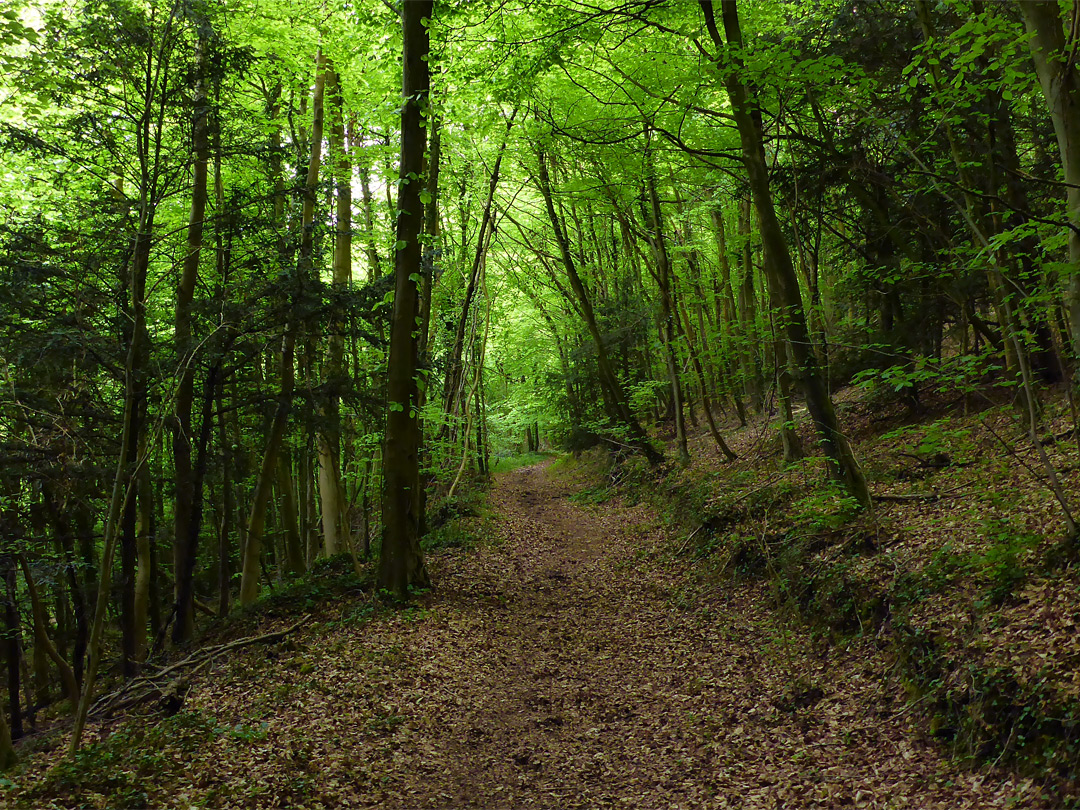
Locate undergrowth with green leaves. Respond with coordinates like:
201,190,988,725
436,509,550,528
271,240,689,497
597,411,1080,790
490,450,554,472
423,486,494,553
5,711,219,809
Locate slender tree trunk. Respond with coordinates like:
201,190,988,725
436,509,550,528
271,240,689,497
317,63,353,559
380,0,435,598
18,556,79,707
1,555,21,741
737,198,764,412
1018,1,1080,363
712,207,749,426
534,147,662,463
643,145,689,462
240,333,295,606
677,291,738,460
357,151,383,281
701,0,870,507
173,366,217,644
71,190,156,751
440,113,515,442
216,385,232,616
277,448,305,575
769,299,803,463
172,19,212,643
417,112,442,537
133,431,152,663
48,490,88,686
240,52,325,604
0,690,13,769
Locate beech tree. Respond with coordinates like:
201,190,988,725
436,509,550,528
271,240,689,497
4,0,1080,756
379,0,434,598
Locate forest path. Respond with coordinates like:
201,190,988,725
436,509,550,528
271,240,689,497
180,460,1036,809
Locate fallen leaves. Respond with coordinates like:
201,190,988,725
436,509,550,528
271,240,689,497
5,456,1069,808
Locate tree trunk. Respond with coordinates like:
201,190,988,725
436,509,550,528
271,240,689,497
1017,1,1080,363
216,384,232,616
1,555,21,740
416,111,442,538
712,206,749,426
357,150,383,281
47,488,88,686
441,113,515,443
534,147,662,463
380,0,435,598
677,290,738,460
172,18,212,644
737,198,764,412
644,141,690,462
240,334,295,606
276,448,305,575
173,366,217,644
18,556,79,707
0,691,13,769
133,431,153,663
71,204,155,753
240,51,324,604
317,62,352,559
701,0,870,508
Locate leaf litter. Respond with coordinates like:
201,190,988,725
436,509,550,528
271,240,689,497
5,459,1056,808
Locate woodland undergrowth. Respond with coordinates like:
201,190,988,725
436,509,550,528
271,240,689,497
598,382,1080,796
5,395,1079,808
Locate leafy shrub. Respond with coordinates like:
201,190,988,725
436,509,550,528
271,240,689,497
880,418,976,463
423,490,490,553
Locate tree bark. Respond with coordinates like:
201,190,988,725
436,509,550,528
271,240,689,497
172,18,212,643
380,0,435,598
1017,1,1080,363
701,0,870,507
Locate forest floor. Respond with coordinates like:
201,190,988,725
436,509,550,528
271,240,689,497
6,455,1057,808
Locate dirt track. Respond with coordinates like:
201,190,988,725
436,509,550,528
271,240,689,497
314,462,1040,809
148,461,1050,808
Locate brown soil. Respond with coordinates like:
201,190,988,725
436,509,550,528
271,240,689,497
10,460,1053,808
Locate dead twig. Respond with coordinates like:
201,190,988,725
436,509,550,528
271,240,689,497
676,524,704,555
89,616,311,719
871,483,972,503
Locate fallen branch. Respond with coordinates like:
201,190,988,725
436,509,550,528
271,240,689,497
89,616,311,719
871,483,971,503
872,493,940,503
676,525,704,555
